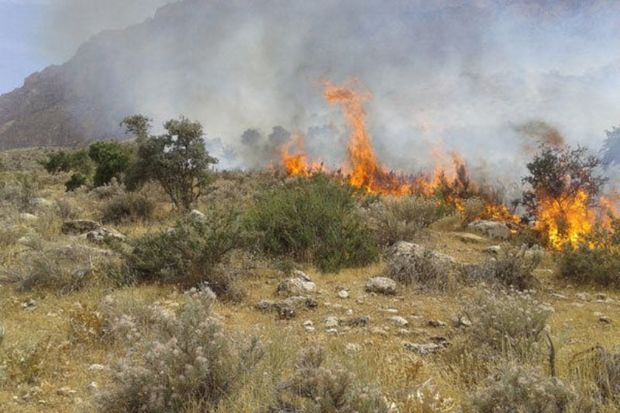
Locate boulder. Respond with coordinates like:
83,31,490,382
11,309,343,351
468,220,511,240
384,242,455,287
62,219,101,235
86,227,126,244
277,271,316,297
365,277,397,295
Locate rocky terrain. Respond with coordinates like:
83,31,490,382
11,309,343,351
0,147,619,412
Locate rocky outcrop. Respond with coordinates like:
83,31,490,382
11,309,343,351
467,220,512,240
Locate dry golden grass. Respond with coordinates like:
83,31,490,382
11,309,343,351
0,147,619,412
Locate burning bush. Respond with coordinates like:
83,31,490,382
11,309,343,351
557,221,620,287
521,145,607,248
245,174,379,272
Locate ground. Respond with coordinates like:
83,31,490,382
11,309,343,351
0,147,619,412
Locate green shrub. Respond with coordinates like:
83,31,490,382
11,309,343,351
41,149,92,175
363,196,443,246
127,207,244,298
89,141,132,187
101,193,155,224
65,173,88,191
264,347,389,413
94,289,263,413
464,364,575,413
245,174,379,272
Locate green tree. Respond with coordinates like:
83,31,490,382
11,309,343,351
88,141,131,187
122,116,217,210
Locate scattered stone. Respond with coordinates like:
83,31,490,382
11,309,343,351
337,289,350,299
87,382,98,394
325,316,339,328
86,227,126,244
397,328,411,336
453,232,485,243
370,327,388,337
283,296,318,309
19,213,38,222
365,277,397,295
596,292,608,301
345,309,353,316
551,293,568,300
343,316,370,328
88,364,106,372
21,299,37,311
303,320,315,332
428,319,447,328
382,308,399,314
32,197,53,208
62,219,101,235
345,343,362,354
452,315,472,328
277,306,296,320
403,342,443,355
484,245,502,255
277,273,316,297
56,387,77,397
429,336,450,346
576,292,590,302
255,299,277,311
326,328,339,335
598,315,612,324
388,316,409,327
188,209,206,221
467,220,511,240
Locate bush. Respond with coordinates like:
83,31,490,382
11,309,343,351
89,141,132,187
0,338,51,385
570,346,620,406
462,289,552,361
464,364,575,413
461,197,485,225
384,242,454,290
461,246,542,290
363,196,443,246
94,289,263,413
101,193,155,224
264,347,389,413
245,174,379,272
41,149,92,175
0,172,39,211
65,173,88,191
127,207,244,298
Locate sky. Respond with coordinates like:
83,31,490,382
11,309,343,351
0,0,170,94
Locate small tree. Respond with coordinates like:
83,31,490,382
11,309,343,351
123,115,217,210
522,145,607,221
88,141,131,187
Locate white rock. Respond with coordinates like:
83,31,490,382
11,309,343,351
337,290,350,299
325,316,339,328
365,277,397,295
389,316,409,327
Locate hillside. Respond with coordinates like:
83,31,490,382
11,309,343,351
0,147,619,412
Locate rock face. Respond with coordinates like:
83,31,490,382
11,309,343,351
468,220,511,240
61,220,101,235
276,271,316,297
365,277,397,295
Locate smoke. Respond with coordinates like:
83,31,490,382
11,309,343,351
515,120,565,153
39,0,620,178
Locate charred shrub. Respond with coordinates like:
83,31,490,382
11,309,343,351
94,290,263,413
464,364,575,413
264,347,389,413
127,207,244,298
245,174,379,272
363,196,443,246
101,193,155,224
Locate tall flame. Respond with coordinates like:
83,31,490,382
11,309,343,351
534,190,594,249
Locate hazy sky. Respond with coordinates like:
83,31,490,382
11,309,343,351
0,0,171,93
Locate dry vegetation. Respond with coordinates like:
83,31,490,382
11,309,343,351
1,147,620,413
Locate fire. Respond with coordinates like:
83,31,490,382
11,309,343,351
534,189,594,249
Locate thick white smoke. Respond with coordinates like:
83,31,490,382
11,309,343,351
41,0,620,181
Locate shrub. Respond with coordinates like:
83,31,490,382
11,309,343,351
245,174,379,272
101,193,155,224
461,197,485,225
41,149,92,175
122,116,218,210
461,246,542,290
264,347,389,413
0,172,39,211
384,242,453,290
0,337,51,385
94,289,263,413
464,364,575,413
363,196,443,246
89,141,132,187
127,207,243,297
570,346,620,406
65,173,88,191
462,289,552,361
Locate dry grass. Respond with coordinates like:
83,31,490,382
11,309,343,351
0,148,619,412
